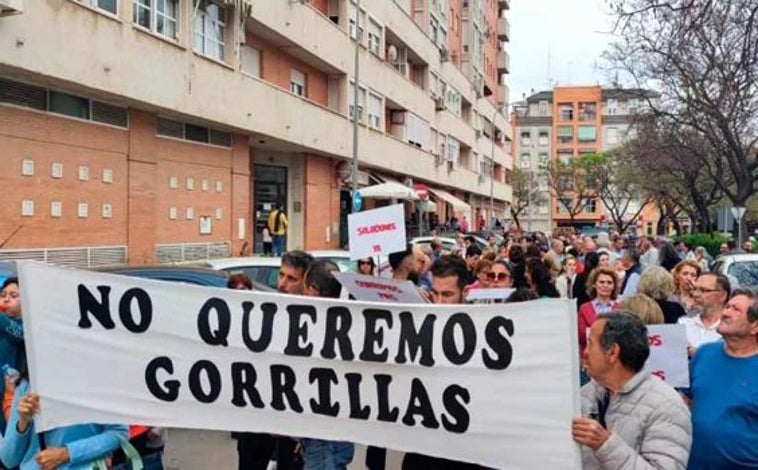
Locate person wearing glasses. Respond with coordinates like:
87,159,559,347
468,259,494,290
488,260,512,289
356,257,376,276
677,272,730,357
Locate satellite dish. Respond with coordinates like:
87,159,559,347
387,45,398,62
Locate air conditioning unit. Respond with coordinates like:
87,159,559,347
440,48,450,62
435,97,446,111
0,0,23,16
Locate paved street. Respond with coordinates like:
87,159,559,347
164,429,404,470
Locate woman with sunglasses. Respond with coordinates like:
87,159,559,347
468,259,494,289
489,260,513,288
356,257,376,276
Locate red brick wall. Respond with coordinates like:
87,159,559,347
0,106,128,249
0,105,253,264
303,154,339,250
245,34,329,108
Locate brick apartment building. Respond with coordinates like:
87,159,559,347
511,85,659,233
0,0,513,265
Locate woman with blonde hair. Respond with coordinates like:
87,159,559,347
670,260,701,316
637,266,686,324
468,258,494,290
619,294,664,325
555,255,577,299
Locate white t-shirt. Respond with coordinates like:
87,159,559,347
677,315,722,349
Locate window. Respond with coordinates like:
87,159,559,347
558,103,573,121
558,150,572,165
133,0,179,39
557,126,573,145
578,102,597,121
557,198,571,214
520,154,531,168
194,0,226,61
367,17,382,56
79,0,117,14
241,46,261,77
444,86,462,117
156,118,232,147
538,100,549,116
403,112,430,148
446,136,460,163
348,2,365,40
578,126,596,143
368,92,382,130
606,99,617,116
349,81,367,123
584,199,597,213
627,98,639,114
538,129,549,146
538,153,549,169
520,131,531,146
49,91,90,120
606,127,618,145
290,69,306,97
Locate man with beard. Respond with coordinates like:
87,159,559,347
236,250,313,470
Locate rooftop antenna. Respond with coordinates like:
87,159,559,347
546,46,553,89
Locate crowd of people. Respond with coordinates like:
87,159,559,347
0,228,754,469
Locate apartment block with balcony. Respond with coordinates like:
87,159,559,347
511,86,659,232
0,0,512,263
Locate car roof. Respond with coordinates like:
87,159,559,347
718,253,758,262
194,256,281,270
95,265,230,287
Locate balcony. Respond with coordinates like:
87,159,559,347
497,17,510,42
497,83,510,106
496,50,510,74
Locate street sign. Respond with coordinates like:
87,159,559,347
352,191,363,212
731,206,746,220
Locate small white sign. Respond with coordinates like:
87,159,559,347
646,324,689,388
730,206,746,220
347,204,406,260
466,288,516,303
334,272,427,304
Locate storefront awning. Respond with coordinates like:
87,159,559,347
428,187,471,212
358,181,419,200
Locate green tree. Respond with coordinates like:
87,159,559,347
510,168,547,230
545,154,602,227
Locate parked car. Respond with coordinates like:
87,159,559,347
710,253,758,289
410,235,489,253
195,250,393,290
94,265,278,291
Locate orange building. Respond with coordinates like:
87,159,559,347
512,85,660,233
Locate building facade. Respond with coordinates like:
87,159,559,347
512,85,658,233
0,0,512,265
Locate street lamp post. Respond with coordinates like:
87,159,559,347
350,0,361,209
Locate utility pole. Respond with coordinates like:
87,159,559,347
350,0,361,210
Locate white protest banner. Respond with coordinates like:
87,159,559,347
466,288,515,303
646,324,689,387
20,263,581,469
347,204,406,260
333,272,426,304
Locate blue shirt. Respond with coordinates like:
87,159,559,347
0,381,127,470
688,342,758,470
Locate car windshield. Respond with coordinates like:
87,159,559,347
728,261,758,288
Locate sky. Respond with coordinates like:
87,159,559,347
507,0,618,104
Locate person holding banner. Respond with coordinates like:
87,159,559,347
1,370,128,469
687,289,758,470
573,312,692,470
300,260,355,470
403,255,479,469
0,277,25,432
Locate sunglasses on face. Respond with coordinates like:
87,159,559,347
487,272,510,281
358,260,372,265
